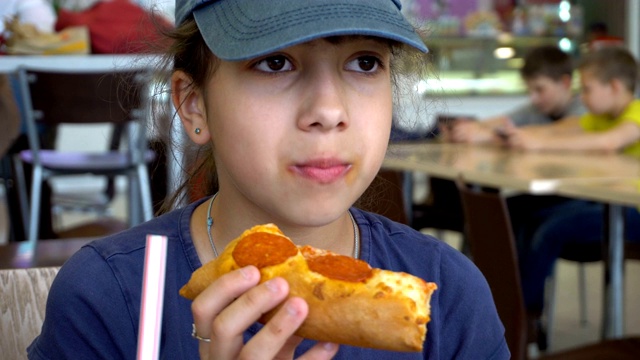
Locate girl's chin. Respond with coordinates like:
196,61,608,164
273,201,354,226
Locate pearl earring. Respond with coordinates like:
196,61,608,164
195,128,201,135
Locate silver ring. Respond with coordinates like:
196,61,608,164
191,323,211,343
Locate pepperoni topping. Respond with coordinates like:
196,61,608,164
306,253,373,282
232,232,298,268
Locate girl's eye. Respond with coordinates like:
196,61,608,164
253,55,294,72
345,55,382,73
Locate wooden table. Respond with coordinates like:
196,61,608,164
385,142,640,194
556,178,640,206
0,238,94,269
0,54,157,72
384,142,640,339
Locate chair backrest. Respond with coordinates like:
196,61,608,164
0,266,60,360
17,67,151,155
358,170,409,224
455,179,528,360
19,68,148,125
412,177,466,233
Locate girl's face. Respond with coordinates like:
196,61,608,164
580,69,615,115
204,37,393,227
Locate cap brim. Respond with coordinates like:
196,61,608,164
193,0,428,61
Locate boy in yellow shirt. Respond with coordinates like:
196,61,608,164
441,45,586,144
505,46,640,152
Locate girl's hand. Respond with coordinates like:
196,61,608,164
191,265,339,360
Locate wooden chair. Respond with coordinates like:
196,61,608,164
358,169,410,225
359,169,467,238
14,67,155,242
388,127,466,239
455,178,640,359
0,266,60,360
411,177,467,249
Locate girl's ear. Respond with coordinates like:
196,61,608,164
171,71,210,144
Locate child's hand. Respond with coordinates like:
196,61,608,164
191,266,339,360
492,119,515,145
445,119,492,143
504,127,546,151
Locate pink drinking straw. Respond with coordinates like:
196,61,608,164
137,235,168,360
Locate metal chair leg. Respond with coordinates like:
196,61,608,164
13,155,30,238
579,263,588,326
128,172,142,227
137,163,153,221
0,180,8,245
543,264,557,351
27,164,44,243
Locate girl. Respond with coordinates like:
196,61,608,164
28,0,508,359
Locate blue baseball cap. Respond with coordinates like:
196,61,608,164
175,0,428,61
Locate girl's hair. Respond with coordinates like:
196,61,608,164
152,19,219,214
578,46,639,93
152,18,432,214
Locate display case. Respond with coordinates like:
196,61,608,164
402,0,584,96
422,35,579,96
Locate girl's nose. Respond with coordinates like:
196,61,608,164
296,69,349,132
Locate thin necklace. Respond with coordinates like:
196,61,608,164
205,193,219,258
205,194,360,259
348,210,360,259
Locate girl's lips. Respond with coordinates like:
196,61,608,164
290,160,352,184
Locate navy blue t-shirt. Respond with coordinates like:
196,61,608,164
28,199,509,359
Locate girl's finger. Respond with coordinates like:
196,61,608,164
296,342,340,360
239,297,309,359
210,277,292,357
273,336,304,360
190,266,261,357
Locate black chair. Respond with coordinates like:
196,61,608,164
455,177,640,359
14,67,155,243
411,177,466,246
357,169,410,225
358,170,467,252
390,123,467,243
